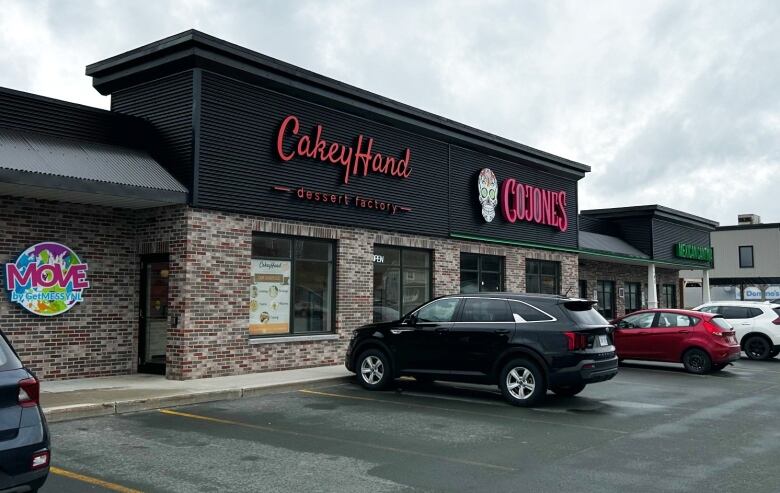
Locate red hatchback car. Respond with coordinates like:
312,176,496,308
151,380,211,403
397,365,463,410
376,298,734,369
611,309,740,374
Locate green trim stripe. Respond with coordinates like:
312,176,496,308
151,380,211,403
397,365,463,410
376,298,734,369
449,232,711,269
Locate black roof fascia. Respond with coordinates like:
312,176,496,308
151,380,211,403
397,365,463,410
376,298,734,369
581,204,719,230
716,223,780,232
86,30,591,179
0,168,187,204
710,277,780,286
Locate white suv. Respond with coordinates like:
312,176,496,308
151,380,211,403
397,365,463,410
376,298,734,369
693,301,780,360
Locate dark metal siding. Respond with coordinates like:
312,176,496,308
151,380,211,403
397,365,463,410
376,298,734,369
652,219,711,267
111,71,195,191
0,88,149,149
613,218,653,256
449,145,579,249
578,215,619,236
197,71,450,236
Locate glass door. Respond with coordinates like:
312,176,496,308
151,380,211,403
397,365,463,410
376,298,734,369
139,255,169,374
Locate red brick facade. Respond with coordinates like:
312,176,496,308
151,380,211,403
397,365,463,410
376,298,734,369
578,259,682,318
0,196,582,381
0,196,138,379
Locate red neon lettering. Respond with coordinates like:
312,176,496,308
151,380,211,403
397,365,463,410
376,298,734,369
498,179,568,231
501,179,517,223
275,115,412,184
558,192,568,232
276,115,299,161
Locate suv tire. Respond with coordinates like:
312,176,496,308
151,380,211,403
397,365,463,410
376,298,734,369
551,383,587,397
769,349,779,358
682,348,712,374
356,349,392,390
744,335,772,360
499,358,546,407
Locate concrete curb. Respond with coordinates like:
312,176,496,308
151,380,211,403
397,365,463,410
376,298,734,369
43,375,352,423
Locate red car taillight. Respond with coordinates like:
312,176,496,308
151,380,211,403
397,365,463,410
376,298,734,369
31,450,50,470
18,377,40,408
773,317,780,325
564,331,588,351
703,321,723,336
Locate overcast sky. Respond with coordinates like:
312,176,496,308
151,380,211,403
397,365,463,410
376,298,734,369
1,0,778,226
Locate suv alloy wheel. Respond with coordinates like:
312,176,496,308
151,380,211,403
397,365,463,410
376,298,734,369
499,358,545,407
357,349,392,390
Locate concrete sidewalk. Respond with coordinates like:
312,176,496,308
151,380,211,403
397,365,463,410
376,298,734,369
41,365,352,423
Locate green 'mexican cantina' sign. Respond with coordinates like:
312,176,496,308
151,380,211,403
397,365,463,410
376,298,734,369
675,242,713,262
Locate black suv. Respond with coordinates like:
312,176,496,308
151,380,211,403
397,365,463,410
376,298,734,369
345,293,618,406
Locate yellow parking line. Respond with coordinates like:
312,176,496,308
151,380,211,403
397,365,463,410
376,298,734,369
299,389,629,435
159,408,516,472
50,466,143,493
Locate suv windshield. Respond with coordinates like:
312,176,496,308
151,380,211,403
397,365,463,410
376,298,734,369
562,301,610,325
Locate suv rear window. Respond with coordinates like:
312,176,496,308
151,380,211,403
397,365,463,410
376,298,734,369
0,332,21,372
562,301,610,325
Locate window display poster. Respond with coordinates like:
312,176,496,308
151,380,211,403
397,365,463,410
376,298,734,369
249,259,291,335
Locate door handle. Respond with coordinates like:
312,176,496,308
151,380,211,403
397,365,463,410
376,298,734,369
677,330,690,334
494,329,511,334
435,327,449,334
639,331,649,335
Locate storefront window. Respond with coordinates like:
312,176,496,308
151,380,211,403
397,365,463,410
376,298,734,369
596,280,615,319
460,253,504,293
526,260,560,295
373,246,431,322
624,282,641,314
249,235,334,336
662,284,677,308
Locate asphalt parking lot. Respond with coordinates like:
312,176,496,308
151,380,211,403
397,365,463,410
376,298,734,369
43,358,780,493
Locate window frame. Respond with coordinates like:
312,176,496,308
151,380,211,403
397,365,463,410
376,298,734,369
373,245,433,323
459,252,505,294
251,233,337,337
525,259,561,295
596,280,616,319
624,282,642,314
661,284,677,309
738,245,754,268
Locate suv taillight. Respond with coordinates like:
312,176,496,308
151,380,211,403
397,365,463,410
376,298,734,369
564,331,588,351
773,317,780,325
18,377,39,408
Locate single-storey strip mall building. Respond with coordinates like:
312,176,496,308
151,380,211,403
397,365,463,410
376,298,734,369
0,31,716,380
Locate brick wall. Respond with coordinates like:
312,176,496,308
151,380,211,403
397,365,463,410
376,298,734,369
172,208,580,380
0,196,138,379
578,259,681,318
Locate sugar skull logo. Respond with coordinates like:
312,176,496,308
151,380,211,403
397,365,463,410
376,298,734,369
477,168,498,222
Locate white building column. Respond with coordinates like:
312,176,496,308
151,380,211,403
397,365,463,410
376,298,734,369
702,269,711,303
647,263,658,308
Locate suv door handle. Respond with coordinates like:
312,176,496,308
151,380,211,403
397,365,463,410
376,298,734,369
677,330,690,334
494,329,511,334
435,327,449,334
639,331,650,335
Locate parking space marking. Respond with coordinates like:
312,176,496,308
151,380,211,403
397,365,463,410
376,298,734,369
298,389,629,435
50,466,143,493
158,408,517,472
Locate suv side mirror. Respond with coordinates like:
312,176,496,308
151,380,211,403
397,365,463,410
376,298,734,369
618,320,630,329
404,313,418,326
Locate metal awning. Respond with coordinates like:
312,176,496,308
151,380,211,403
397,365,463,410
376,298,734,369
579,231,650,259
0,127,187,208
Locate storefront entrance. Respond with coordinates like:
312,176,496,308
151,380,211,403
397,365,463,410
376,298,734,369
139,255,169,374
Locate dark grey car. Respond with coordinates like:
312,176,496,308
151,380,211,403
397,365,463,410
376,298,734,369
0,330,49,493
